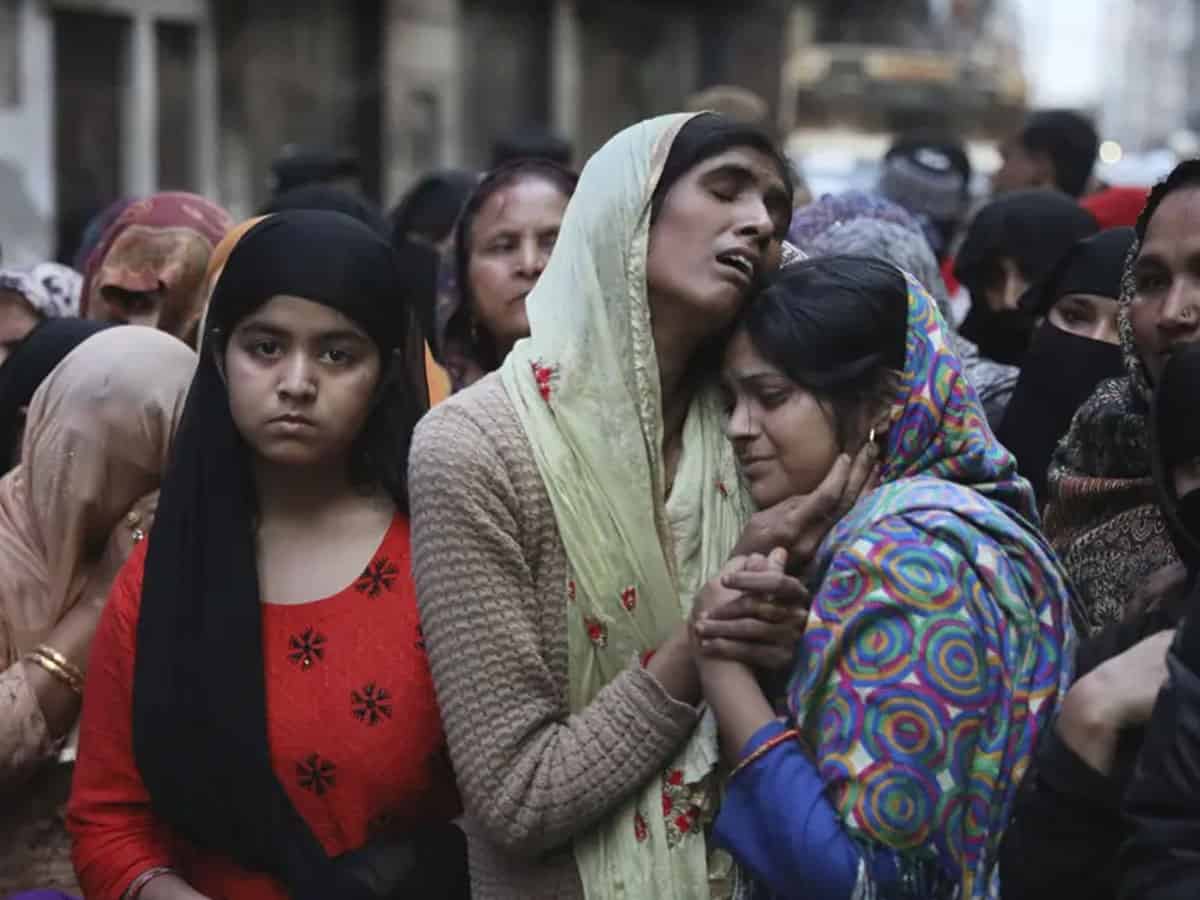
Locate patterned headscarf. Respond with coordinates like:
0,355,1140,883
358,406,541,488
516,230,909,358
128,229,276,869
788,190,932,253
803,209,1020,426
81,192,232,341
0,263,83,319
788,276,1075,898
1042,188,1181,632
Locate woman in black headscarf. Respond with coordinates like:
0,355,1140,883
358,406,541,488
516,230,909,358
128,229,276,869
1121,344,1200,899
955,189,1098,365
67,210,466,900
999,342,1200,900
0,319,110,470
997,228,1134,504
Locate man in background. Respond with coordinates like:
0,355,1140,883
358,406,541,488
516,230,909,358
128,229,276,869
992,109,1099,198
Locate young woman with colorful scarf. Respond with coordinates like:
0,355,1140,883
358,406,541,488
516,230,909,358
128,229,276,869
703,256,1076,899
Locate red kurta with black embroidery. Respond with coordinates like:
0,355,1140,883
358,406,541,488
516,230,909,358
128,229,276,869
68,515,459,900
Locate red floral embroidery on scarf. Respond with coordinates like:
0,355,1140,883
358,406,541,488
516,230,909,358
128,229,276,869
567,579,576,602
621,586,638,612
716,479,729,498
634,811,649,843
661,769,703,847
584,616,608,647
531,361,556,402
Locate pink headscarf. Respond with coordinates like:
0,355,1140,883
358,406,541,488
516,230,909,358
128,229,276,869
0,326,195,666
81,192,232,341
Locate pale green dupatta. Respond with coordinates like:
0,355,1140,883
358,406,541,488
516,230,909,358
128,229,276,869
500,114,752,898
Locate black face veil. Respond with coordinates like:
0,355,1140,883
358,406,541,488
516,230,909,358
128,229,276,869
132,210,428,897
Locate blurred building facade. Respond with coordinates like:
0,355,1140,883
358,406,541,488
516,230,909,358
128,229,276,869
0,0,794,265
1099,0,1199,151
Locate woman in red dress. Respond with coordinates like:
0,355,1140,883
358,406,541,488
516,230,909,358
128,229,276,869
67,210,465,900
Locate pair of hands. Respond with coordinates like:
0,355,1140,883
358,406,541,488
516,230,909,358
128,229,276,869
1058,628,1175,775
1075,630,1176,730
688,444,881,671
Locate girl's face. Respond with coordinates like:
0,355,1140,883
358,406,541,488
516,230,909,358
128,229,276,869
721,328,845,509
1130,186,1200,384
1048,292,1121,345
466,174,570,355
225,295,382,471
646,147,790,337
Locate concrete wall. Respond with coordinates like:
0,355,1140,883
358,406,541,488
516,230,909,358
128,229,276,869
0,0,54,266
215,0,383,217
1,0,793,263
382,0,466,205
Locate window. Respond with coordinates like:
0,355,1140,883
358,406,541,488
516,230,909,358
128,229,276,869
0,0,20,107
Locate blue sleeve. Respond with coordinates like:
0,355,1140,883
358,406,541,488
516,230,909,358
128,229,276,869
714,721,864,900
714,722,944,900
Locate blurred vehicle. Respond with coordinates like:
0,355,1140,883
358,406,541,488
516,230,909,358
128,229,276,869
781,43,1026,139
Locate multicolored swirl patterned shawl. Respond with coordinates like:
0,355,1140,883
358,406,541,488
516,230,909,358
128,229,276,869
786,275,1076,898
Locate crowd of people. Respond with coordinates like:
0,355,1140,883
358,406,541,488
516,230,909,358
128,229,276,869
0,99,1199,900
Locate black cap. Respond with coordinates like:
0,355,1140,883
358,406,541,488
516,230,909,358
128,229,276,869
269,146,360,195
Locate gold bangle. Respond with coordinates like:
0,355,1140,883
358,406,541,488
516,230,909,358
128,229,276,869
25,650,84,696
34,644,85,685
730,727,801,779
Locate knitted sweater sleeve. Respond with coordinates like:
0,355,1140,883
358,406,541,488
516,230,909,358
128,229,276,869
408,396,698,858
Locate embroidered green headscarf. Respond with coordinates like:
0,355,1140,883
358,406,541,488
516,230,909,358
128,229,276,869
501,114,752,898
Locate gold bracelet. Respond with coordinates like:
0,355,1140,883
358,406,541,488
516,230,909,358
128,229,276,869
730,727,801,779
34,644,85,685
25,649,84,696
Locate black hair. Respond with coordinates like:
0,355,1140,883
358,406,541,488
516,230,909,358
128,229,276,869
443,158,580,371
491,128,574,168
388,169,479,247
739,255,908,447
269,146,360,196
1020,110,1099,198
261,183,389,238
1136,158,1200,242
650,113,795,222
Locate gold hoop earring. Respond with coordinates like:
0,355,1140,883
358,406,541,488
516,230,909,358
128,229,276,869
868,427,877,445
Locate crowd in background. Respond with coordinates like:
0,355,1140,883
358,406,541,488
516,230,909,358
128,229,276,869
0,88,1199,900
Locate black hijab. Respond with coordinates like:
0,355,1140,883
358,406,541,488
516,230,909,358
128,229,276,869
1152,343,1200,583
955,189,1098,365
0,318,112,466
388,170,478,343
996,228,1133,503
132,210,427,898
